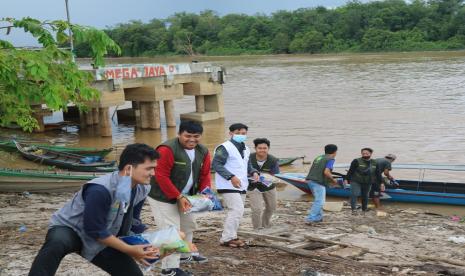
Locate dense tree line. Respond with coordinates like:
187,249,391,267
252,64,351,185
75,0,465,57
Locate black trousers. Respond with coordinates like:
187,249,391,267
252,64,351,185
29,226,143,276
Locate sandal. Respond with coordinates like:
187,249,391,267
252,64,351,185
231,238,246,247
221,239,246,248
220,239,239,248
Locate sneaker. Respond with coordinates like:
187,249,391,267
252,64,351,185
351,210,358,216
161,268,193,276
305,219,323,225
180,254,208,264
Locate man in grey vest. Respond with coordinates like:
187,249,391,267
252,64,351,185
305,144,338,224
29,143,160,276
148,121,211,276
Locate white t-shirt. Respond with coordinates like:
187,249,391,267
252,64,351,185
257,159,266,169
181,149,195,194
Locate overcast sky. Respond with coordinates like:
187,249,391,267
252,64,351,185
2,0,366,46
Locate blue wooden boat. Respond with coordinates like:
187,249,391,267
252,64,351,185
275,163,465,206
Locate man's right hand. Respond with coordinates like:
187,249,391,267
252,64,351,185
178,196,192,213
231,176,242,188
126,244,159,266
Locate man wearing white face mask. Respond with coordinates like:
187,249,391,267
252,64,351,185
212,123,259,248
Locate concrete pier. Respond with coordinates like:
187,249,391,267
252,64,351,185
34,63,225,137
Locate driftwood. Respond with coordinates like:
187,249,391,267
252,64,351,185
417,255,465,267
359,261,421,267
254,242,391,273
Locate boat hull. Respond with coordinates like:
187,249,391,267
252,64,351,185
0,141,112,157
0,169,105,192
275,173,465,206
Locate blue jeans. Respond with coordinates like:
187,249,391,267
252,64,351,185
306,181,326,222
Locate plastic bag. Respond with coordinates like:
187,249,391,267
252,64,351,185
200,187,223,211
120,226,193,271
184,195,214,213
140,226,191,255
119,235,159,265
249,174,274,189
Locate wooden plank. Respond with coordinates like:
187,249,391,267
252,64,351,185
417,255,465,267
304,234,353,247
237,230,302,243
287,241,314,249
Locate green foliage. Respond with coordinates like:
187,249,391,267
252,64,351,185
75,0,465,57
0,17,121,131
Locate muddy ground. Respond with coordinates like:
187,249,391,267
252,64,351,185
1,191,465,276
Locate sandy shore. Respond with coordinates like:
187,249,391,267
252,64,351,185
1,191,465,276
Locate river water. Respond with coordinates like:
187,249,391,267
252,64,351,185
2,51,465,215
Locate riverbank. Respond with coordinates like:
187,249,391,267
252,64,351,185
76,49,465,65
1,192,465,275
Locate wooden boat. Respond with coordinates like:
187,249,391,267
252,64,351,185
14,141,117,172
278,156,304,166
275,163,465,206
0,140,113,157
0,168,105,192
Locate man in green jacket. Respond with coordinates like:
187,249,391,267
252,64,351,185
345,148,381,214
148,121,211,276
248,138,280,230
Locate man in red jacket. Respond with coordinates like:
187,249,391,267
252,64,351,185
148,121,211,276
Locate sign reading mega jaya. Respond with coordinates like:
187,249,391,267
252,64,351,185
95,64,192,80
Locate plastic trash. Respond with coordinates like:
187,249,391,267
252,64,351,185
121,226,192,271
22,191,31,198
248,174,274,189
19,225,27,233
200,187,223,211
448,236,465,244
184,195,214,213
120,235,159,266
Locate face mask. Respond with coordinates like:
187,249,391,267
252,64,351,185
232,134,247,143
115,166,133,212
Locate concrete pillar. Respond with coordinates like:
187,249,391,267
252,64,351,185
98,107,112,137
79,111,87,129
140,101,160,129
164,100,176,127
85,110,94,126
205,93,225,117
92,108,99,125
132,101,141,128
195,96,205,113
